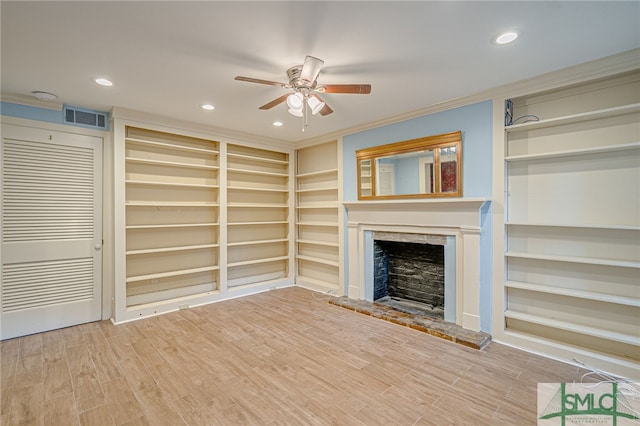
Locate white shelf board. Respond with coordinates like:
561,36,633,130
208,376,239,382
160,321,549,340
504,310,640,346
505,251,640,269
126,243,219,256
125,201,218,207
297,221,338,227
296,168,338,178
126,222,219,229
296,239,339,247
126,137,219,154
126,265,220,283
505,142,640,162
227,203,288,208
227,255,289,268
506,222,640,231
125,157,219,170
296,255,340,267
296,203,340,209
505,103,640,133
227,167,288,177
227,152,288,165
505,280,640,308
227,238,288,247
296,187,338,193
227,185,287,193
227,220,288,226
126,180,219,189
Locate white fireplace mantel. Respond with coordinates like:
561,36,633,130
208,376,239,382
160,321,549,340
343,198,491,332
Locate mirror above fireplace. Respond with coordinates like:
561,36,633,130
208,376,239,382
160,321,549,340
356,130,462,200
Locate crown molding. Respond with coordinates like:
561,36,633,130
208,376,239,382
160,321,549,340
295,48,640,148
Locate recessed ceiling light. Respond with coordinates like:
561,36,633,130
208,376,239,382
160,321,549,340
495,31,519,45
201,104,215,110
272,121,284,127
31,91,57,101
94,78,113,87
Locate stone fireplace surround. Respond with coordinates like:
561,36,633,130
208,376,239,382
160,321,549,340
343,199,490,332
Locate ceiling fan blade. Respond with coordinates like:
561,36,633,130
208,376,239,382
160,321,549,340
319,103,333,116
318,84,372,94
310,94,333,116
300,56,324,84
235,76,287,88
259,94,289,110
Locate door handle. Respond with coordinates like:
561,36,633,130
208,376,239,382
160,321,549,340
95,244,102,251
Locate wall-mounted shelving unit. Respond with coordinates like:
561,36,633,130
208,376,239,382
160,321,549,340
295,141,342,294
115,122,295,322
502,70,640,373
124,127,220,307
226,144,290,288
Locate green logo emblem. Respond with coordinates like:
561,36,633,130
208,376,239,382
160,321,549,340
539,382,639,425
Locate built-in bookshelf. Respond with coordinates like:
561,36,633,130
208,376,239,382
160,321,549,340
502,70,640,373
226,144,290,288
295,141,342,294
124,127,220,307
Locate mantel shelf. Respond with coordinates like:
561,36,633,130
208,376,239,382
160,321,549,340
344,198,490,211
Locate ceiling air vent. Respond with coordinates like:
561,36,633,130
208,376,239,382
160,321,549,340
63,106,109,130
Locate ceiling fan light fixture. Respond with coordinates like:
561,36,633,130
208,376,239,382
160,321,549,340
288,108,303,117
286,92,303,110
307,96,325,115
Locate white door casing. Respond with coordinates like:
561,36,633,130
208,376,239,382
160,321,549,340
1,124,103,339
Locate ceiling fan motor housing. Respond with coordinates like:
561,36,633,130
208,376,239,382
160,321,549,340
287,65,316,91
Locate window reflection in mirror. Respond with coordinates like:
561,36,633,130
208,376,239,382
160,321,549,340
439,146,458,193
356,131,462,200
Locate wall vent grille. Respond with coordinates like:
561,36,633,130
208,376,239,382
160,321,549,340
63,106,108,130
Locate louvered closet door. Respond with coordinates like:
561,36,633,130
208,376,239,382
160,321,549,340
1,124,102,339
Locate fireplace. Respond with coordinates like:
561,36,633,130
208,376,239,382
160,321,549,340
373,232,453,320
344,199,490,332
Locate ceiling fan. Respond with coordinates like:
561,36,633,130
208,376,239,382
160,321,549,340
235,55,371,128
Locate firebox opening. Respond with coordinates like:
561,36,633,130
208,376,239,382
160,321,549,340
373,240,445,319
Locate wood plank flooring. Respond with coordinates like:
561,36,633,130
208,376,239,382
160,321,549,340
1,287,596,425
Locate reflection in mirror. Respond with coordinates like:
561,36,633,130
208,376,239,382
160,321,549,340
355,130,462,200
359,159,372,197
439,146,457,193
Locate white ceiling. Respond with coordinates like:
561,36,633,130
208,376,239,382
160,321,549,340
2,1,639,143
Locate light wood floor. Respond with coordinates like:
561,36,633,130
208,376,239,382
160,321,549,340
1,286,594,425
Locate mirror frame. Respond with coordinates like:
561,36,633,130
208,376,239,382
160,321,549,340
356,130,462,200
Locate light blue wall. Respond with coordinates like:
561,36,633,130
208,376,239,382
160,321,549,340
342,100,494,333
1,101,66,125
343,100,493,201
1,102,109,130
